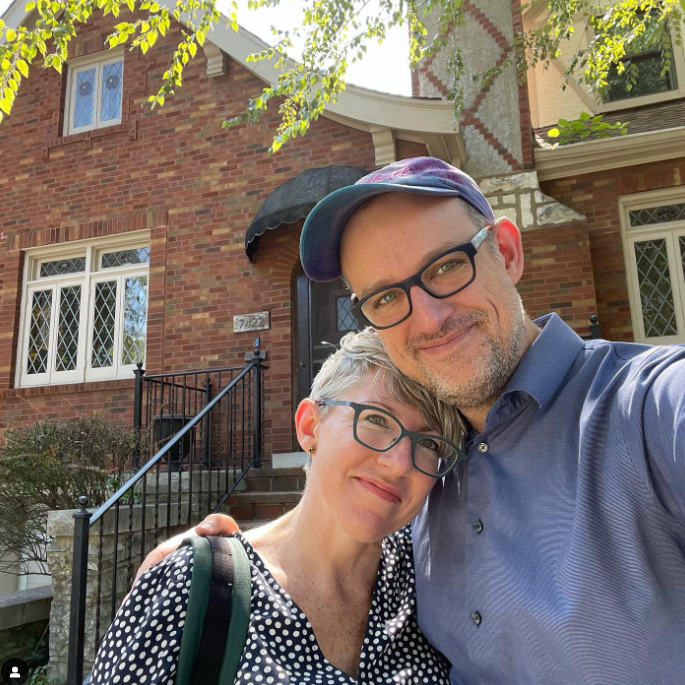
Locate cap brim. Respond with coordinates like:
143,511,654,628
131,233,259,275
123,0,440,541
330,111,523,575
300,183,466,282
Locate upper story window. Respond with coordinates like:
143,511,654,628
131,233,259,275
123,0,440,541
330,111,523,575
603,11,677,104
621,190,685,344
63,50,124,136
18,234,149,388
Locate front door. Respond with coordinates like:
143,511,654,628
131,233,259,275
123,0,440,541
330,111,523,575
296,272,361,407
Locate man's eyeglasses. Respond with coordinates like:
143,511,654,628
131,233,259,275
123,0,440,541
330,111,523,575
314,400,467,478
351,225,491,330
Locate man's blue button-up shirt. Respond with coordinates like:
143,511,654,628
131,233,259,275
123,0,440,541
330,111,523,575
413,313,685,685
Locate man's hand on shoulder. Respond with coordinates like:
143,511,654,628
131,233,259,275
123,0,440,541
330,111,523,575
133,514,241,583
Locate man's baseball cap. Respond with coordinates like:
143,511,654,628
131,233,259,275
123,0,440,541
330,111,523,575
299,156,495,282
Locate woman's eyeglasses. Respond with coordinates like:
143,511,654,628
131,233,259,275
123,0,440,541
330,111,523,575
350,225,490,330
314,400,467,478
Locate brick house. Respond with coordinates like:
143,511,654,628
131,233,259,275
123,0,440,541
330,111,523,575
1,0,684,594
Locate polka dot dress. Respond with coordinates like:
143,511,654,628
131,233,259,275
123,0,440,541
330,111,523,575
90,526,450,685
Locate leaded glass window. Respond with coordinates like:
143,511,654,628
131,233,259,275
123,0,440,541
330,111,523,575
20,238,149,386
101,247,150,269
40,257,86,278
101,61,123,122
55,286,81,372
336,296,358,332
634,239,678,338
74,68,96,129
629,203,685,227
91,281,117,368
26,290,52,375
66,54,123,135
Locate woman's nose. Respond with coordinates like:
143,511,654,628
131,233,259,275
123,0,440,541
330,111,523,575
377,434,414,474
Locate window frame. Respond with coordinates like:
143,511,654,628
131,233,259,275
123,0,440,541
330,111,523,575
16,231,150,389
596,16,685,112
63,49,125,136
620,188,685,344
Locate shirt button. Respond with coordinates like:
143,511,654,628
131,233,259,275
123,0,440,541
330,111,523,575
471,611,482,626
473,519,484,534
477,442,488,453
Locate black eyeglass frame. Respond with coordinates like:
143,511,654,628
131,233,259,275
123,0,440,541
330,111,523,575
350,225,491,330
314,399,468,478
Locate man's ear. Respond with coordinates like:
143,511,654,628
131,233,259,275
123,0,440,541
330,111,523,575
491,217,525,285
295,398,319,451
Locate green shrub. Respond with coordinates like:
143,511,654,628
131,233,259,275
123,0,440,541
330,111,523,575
0,416,140,576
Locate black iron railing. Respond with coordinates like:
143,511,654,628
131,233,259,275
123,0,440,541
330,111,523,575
579,314,602,340
66,342,267,685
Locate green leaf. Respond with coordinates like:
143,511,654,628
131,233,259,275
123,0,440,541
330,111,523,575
579,111,591,121
188,41,197,58
6,28,17,41
25,1,36,10
17,60,29,77
547,128,560,138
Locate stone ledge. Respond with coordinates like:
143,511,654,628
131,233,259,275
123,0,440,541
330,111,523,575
0,586,53,630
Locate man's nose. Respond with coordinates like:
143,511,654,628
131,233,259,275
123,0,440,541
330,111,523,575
408,284,456,333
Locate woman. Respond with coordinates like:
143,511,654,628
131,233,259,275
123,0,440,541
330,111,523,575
89,328,465,685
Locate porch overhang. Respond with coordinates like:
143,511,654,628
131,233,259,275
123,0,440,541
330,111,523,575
245,165,368,263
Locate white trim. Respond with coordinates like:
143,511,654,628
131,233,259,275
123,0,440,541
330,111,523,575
618,187,685,344
15,231,150,389
63,49,124,137
535,125,685,181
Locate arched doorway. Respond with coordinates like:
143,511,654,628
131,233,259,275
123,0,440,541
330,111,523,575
296,272,361,407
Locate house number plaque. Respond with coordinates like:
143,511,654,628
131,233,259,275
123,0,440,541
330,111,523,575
233,311,270,333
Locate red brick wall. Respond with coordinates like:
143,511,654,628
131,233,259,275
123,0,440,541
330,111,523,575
0,10,376,452
517,221,598,335
541,158,685,341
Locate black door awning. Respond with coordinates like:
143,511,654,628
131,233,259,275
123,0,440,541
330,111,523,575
245,165,369,262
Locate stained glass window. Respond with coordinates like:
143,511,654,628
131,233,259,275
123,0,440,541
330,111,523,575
101,61,123,122
122,277,148,365
336,296,358,332
73,68,96,129
27,290,52,375
55,286,81,372
101,247,150,269
40,257,86,278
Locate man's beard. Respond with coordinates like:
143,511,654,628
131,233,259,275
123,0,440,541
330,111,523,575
408,305,527,411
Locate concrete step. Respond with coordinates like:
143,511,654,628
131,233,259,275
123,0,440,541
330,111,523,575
246,466,305,493
272,451,307,468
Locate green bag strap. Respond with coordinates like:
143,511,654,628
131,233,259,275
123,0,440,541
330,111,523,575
218,536,252,684
175,536,213,685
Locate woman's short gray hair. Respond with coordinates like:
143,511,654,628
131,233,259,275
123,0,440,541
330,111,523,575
304,327,464,472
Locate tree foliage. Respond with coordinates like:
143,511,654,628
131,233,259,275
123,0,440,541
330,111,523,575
0,416,139,576
0,0,683,152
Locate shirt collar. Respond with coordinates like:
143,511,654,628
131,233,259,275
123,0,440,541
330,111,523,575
500,312,585,410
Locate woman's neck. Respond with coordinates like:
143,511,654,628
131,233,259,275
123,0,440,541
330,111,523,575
245,486,382,595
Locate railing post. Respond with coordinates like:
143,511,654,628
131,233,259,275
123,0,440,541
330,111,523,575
132,362,145,467
203,374,212,468
66,496,92,685
252,337,264,469
589,314,601,339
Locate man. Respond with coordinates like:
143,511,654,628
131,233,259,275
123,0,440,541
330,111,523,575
141,157,685,684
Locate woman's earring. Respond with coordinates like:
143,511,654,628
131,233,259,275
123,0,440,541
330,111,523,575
307,445,315,455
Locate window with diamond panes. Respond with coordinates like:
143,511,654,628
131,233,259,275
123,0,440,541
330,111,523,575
634,239,678,338
55,286,81,372
336,296,358,332
26,290,52,375
101,247,150,269
19,239,150,387
65,54,123,135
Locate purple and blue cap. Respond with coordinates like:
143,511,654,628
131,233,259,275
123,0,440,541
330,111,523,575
299,156,495,283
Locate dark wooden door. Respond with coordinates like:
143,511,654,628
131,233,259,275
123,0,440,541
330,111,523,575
296,272,361,406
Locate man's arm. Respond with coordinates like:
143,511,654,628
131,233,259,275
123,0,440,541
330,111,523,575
641,355,685,526
133,514,240,582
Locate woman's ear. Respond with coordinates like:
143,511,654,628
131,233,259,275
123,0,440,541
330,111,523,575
295,398,319,451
